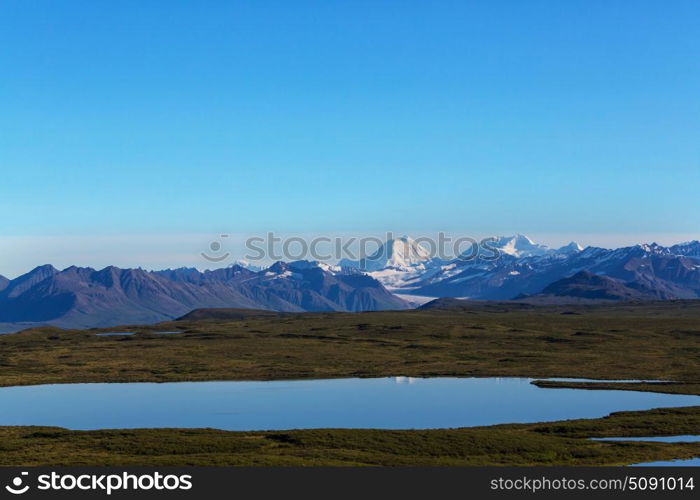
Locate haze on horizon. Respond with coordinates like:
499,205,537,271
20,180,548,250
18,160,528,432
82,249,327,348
1,1,698,277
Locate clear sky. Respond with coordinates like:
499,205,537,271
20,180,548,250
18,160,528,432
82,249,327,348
1,1,699,276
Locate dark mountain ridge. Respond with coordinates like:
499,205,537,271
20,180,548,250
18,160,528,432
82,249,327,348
534,270,671,301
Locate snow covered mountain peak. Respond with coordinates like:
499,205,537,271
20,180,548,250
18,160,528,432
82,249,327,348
670,240,700,258
338,236,433,273
288,260,342,273
231,260,262,272
556,241,584,255
365,236,432,271
493,234,552,258
489,235,584,258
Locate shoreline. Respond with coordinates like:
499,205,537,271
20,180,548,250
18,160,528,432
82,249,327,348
0,405,698,466
1,303,698,389
1,376,699,397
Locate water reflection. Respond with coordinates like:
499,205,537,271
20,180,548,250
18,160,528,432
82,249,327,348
394,376,418,384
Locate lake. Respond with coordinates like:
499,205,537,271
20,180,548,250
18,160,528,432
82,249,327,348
0,377,697,431
631,458,700,467
592,435,700,443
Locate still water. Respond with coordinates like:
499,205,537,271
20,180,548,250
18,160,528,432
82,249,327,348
592,436,700,443
0,377,697,431
631,458,700,466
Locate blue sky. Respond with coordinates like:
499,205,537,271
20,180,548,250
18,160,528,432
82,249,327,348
1,1,699,276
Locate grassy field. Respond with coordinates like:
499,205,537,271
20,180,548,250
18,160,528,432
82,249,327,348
532,380,700,395
1,406,698,466
0,301,698,466
0,301,698,388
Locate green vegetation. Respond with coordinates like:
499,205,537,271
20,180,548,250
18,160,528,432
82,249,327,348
1,406,698,466
0,301,698,388
0,301,698,466
532,380,700,395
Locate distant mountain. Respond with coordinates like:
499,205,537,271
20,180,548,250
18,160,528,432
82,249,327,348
153,265,258,284
347,234,586,292
418,297,476,311
488,234,583,258
409,241,700,300
531,270,669,301
556,241,585,255
669,241,700,258
491,234,552,257
4,235,700,331
340,236,432,271
229,260,408,313
177,308,281,321
0,262,409,331
339,236,450,291
231,260,263,272
3,264,59,297
342,235,700,301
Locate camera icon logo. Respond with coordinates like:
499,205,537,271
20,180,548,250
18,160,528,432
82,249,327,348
5,472,29,495
201,234,231,262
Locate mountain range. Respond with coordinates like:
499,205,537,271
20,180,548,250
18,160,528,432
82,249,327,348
370,235,700,301
2,234,699,332
0,261,408,331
